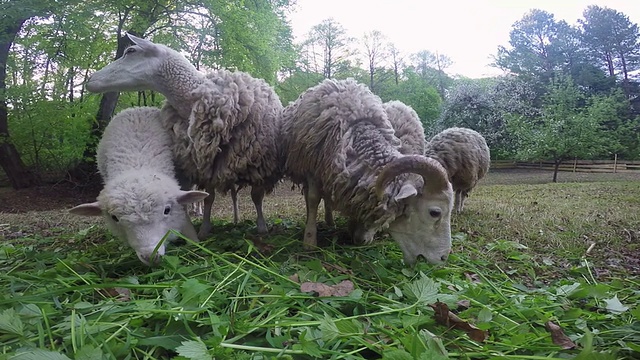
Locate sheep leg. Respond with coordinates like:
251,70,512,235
197,189,216,240
459,190,469,213
230,186,239,224
323,196,335,227
303,179,322,249
251,186,268,234
454,190,463,214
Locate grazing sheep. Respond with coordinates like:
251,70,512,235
383,100,426,155
282,78,454,265
69,107,209,265
424,127,490,213
324,100,426,226
86,34,284,239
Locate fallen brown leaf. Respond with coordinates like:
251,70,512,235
300,280,354,297
97,287,131,301
545,321,576,349
456,300,471,310
430,301,488,342
289,273,300,283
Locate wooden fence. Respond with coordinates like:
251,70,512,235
491,158,640,173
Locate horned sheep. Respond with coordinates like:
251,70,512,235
281,78,454,265
69,107,209,265
424,127,490,213
323,100,427,226
86,34,284,238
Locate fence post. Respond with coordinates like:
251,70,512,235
573,158,577,172
613,154,617,173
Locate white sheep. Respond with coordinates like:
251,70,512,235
424,127,490,213
69,107,209,265
282,78,454,265
86,34,284,239
383,100,426,155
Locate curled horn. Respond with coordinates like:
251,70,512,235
375,155,450,199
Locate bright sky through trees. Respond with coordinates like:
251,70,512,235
287,0,640,78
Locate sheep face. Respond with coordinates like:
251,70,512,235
375,155,454,266
69,172,208,265
387,183,453,266
86,34,171,93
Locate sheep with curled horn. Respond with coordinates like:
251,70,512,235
281,78,453,266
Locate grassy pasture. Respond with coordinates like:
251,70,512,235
0,169,638,359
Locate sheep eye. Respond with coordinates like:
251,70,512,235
163,205,171,215
429,208,442,218
125,47,136,55
111,214,119,222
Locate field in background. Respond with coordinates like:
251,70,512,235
0,168,639,359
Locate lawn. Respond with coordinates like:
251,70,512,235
0,169,639,359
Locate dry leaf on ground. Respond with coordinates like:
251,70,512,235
97,287,131,301
545,321,576,349
300,280,354,297
430,301,488,342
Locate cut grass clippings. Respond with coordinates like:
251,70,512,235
0,176,639,359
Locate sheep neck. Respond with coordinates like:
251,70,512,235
156,57,208,119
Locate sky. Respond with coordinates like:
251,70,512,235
286,0,640,78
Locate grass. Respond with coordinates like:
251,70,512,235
0,169,639,359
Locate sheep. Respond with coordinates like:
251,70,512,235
85,34,284,239
69,107,209,265
281,78,454,265
383,100,426,155
424,127,490,213
323,100,426,226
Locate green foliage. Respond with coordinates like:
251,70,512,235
508,75,619,166
7,87,95,175
378,69,442,132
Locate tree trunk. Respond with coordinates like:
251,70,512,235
552,159,561,183
0,16,40,189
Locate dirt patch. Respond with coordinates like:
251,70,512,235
0,181,100,213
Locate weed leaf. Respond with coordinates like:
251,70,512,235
137,335,187,350
545,321,576,349
405,273,439,304
75,345,105,360
0,308,24,336
603,295,628,314
175,340,212,360
381,349,413,360
10,349,72,360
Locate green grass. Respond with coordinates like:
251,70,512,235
0,176,639,359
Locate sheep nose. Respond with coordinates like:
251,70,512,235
138,252,162,266
440,254,449,262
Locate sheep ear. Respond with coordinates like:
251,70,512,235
125,33,154,49
69,202,103,216
177,190,209,205
394,184,418,201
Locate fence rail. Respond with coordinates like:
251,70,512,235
491,159,640,173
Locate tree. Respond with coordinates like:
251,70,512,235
409,50,452,97
378,69,442,132
302,18,354,79
387,42,403,85
0,0,81,188
495,9,566,85
508,75,616,182
361,30,387,91
579,5,640,94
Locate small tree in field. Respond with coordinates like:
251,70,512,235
509,75,616,182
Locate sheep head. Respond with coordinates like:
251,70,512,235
375,155,454,266
86,33,181,93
